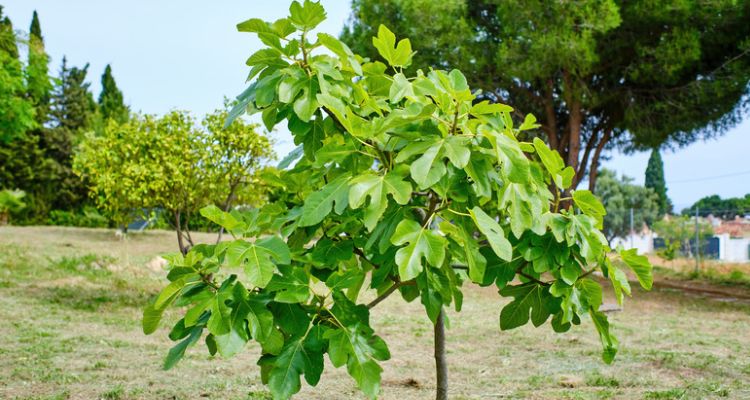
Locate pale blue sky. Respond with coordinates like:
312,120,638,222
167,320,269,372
4,0,748,209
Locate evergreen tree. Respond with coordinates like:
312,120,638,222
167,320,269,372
0,10,57,221
40,57,96,211
29,9,41,38
26,10,52,123
0,6,35,143
644,148,671,217
97,64,128,123
0,6,19,59
50,57,96,133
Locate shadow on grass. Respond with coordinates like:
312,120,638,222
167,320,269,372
32,284,153,312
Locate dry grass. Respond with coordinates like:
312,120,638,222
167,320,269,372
648,254,750,275
1,226,749,400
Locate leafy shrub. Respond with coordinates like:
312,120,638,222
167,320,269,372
47,206,109,228
0,189,26,224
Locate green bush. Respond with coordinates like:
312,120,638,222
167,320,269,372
47,206,109,228
0,189,26,224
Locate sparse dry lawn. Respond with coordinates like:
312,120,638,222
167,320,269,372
1,226,749,400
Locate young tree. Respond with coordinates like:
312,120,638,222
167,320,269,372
97,64,129,123
597,169,660,242
74,109,274,253
0,6,35,143
644,148,671,217
342,0,750,191
653,216,713,258
143,3,653,399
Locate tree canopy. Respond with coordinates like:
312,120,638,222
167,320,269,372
144,2,653,399
74,108,274,252
0,11,102,222
597,168,660,241
342,0,750,191
0,6,35,143
683,194,750,219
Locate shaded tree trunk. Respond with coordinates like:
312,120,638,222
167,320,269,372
434,309,448,400
175,211,187,255
588,129,612,192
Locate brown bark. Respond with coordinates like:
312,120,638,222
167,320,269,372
567,100,582,186
575,131,599,185
175,211,187,255
184,210,194,248
434,309,448,400
544,79,559,151
588,129,612,192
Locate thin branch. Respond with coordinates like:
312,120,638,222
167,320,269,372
518,271,551,286
352,246,379,270
587,128,612,192
367,280,415,309
575,130,599,183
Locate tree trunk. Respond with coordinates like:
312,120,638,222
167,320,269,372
567,101,582,187
175,210,188,255
434,309,448,400
587,129,612,193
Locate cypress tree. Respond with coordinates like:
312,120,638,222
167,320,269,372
0,6,35,143
98,64,128,123
645,148,672,217
27,10,52,123
0,6,19,59
29,10,41,39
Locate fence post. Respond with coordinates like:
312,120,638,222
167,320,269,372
694,207,700,273
630,208,634,249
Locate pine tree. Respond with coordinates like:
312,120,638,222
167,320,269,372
98,64,128,123
41,57,96,210
50,57,96,133
27,10,52,123
645,148,672,217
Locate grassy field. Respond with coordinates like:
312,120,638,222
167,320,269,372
1,226,749,400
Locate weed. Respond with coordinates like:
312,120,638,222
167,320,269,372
246,391,273,400
101,384,125,400
585,372,620,387
644,388,686,399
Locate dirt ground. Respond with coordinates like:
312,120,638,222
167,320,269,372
1,226,749,400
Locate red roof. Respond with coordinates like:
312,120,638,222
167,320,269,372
715,217,750,238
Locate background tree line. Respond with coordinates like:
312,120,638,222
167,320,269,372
0,7,129,225
0,6,274,230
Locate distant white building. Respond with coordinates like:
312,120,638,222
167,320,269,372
611,216,750,263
